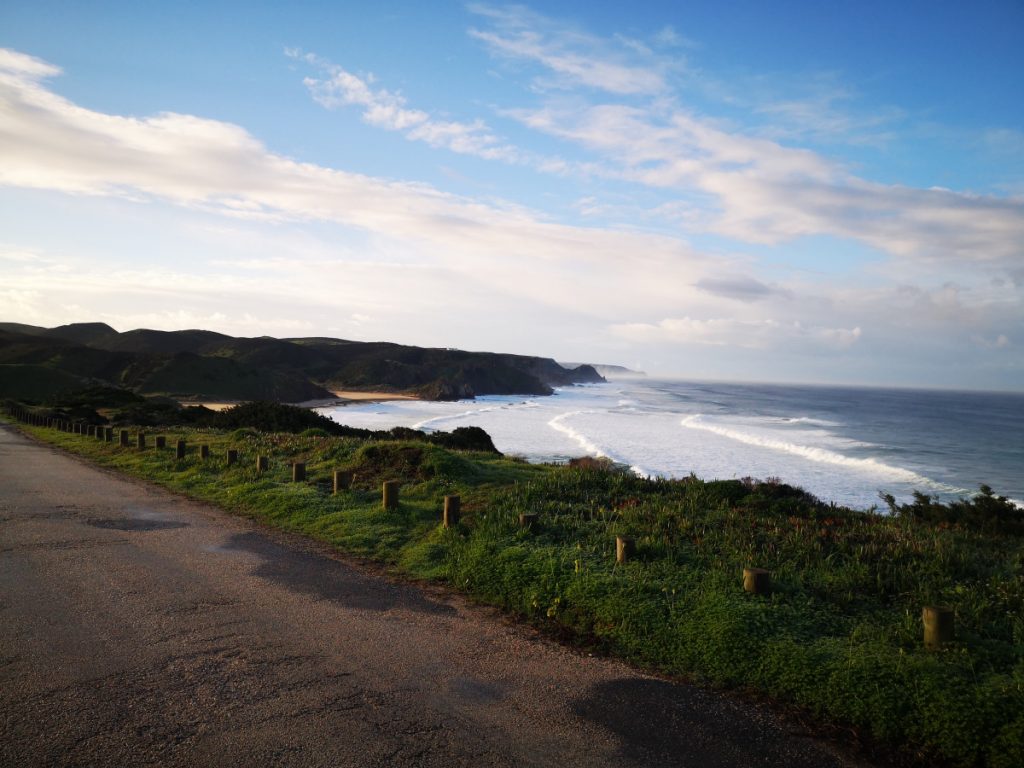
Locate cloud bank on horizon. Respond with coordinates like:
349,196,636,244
0,2,1022,390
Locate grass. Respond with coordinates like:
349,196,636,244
8,415,1024,767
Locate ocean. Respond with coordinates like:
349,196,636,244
317,378,1024,511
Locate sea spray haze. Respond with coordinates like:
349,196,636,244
321,379,1024,509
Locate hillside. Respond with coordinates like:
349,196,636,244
0,322,605,402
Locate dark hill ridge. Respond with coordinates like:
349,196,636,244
0,322,604,402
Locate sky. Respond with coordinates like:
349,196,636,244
1,1,1022,390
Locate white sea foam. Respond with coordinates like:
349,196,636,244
547,411,654,478
679,414,965,493
412,403,508,431
779,416,840,427
548,410,614,461
317,381,1015,508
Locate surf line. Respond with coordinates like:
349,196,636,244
547,411,653,478
679,414,966,494
411,402,516,431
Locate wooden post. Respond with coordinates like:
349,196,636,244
616,535,635,564
383,480,400,510
292,462,306,482
176,439,186,459
443,495,460,528
136,433,146,450
923,606,954,649
333,470,352,494
119,429,129,447
155,436,166,449
743,568,771,595
200,445,210,460
257,455,269,472
519,513,538,528
226,449,238,465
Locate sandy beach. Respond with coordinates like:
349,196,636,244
176,390,421,412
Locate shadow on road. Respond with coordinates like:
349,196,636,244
222,532,457,617
573,678,840,768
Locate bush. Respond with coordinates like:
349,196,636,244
882,485,1024,536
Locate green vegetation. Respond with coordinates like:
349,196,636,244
5,409,1023,767
0,321,604,401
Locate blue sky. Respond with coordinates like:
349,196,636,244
1,1,1022,390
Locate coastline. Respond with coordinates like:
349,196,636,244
177,390,421,412
307,380,1024,510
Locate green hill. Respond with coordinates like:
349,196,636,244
0,322,605,403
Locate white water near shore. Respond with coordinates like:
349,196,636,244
318,380,1024,510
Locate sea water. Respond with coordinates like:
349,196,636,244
317,379,1024,510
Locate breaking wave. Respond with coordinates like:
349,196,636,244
679,413,965,493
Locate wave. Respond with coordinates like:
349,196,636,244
679,414,965,493
778,416,840,427
410,399,531,431
548,411,654,478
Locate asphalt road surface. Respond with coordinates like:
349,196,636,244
0,424,872,767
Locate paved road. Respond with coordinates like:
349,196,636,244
0,424,869,767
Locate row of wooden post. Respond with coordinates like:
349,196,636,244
5,404,957,648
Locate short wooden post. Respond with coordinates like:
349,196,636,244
257,455,269,472
616,536,635,564
136,433,146,450
226,449,238,465
333,470,352,494
444,495,460,528
119,429,129,446
923,606,954,649
155,436,166,449
519,513,538,528
383,480,400,510
176,439,186,459
200,444,210,460
743,568,771,595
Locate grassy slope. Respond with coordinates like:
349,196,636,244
10,420,1024,767
0,364,88,399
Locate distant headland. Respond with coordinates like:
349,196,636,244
0,321,606,403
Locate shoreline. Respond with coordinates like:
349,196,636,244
177,390,422,412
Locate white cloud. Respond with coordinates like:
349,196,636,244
507,102,1024,266
452,8,1024,269
0,49,61,78
467,3,669,95
294,50,524,162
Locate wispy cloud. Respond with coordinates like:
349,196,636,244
291,49,524,162
0,48,728,323
500,86,1024,267
467,3,672,95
